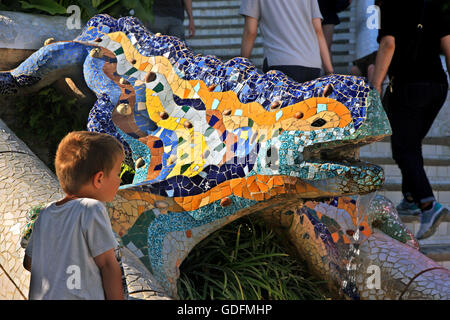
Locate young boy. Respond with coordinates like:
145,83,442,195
23,131,125,300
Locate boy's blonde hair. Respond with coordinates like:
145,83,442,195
55,131,125,194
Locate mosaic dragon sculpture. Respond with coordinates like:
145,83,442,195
0,15,449,300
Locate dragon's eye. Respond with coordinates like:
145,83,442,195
135,158,145,169
311,118,327,127
145,72,156,82
323,84,334,97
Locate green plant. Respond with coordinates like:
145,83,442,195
11,86,91,171
0,0,154,23
120,162,135,185
5,84,136,186
177,215,329,300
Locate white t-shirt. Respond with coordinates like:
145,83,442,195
25,198,118,300
240,0,323,68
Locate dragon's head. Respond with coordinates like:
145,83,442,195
72,15,391,209
0,14,388,216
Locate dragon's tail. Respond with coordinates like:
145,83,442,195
0,41,91,95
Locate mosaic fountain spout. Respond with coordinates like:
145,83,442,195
1,14,448,300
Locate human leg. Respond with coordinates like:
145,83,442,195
387,82,435,204
146,15,170,35
388,81,448,238
415,82,448,239
350,65,362,76
167,17,185,40
367,64,375,83
322,24,335,52
351,51,378,80
318,0,339,53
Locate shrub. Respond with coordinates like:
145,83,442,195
178,215,329,300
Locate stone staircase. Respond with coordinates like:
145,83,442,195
361,138,450,270
360,113,450,270
184,0,356,74
185,0,450,269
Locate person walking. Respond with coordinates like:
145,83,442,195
147,0,195,40
371,0,450,239
240,0,333,83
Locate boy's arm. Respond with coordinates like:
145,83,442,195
312,17,334,75
23,255,32,272
94,248,124,300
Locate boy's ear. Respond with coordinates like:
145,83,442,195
92,171,104,189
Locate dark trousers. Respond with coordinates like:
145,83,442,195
383,80,448,204
263,58,321,83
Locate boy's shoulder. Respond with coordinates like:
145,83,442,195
71,198,108,221
78,197,106,209
39,198,105,215
77,198,109,223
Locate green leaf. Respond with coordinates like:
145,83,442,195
120,0,153,22
20,0,68,15
177,215,329,300
97,0,120,12
75,0,97,17
91,0,104,8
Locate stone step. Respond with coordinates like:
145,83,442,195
183,46,352,70
385,201,450,266
362,157,450,167
186,17,353,33
191,8,241,19
187,35,354,53
191,0,355,18
363,132,450,264
187,36,260,48
360,141,450,160
188,8,353,23
185,15,244,27
419,245,450,269
187,26,246,37
381,182,450,201
187,45,262,59
380,188,450,215
400,210,450,245
379,165,450,184
381,165,450,182
361,139,450,214
384,180,450,191
192,0,241,9
380,185,449,205
182,2,355,74
188,25,354,45
377,190,450,249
